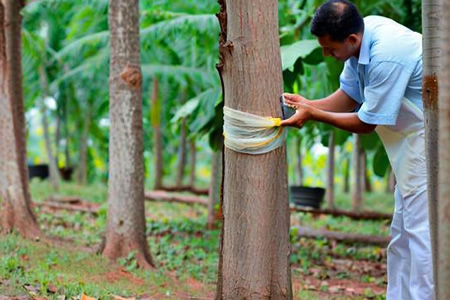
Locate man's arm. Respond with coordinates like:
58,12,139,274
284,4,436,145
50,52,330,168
284,89,358,113
281,102,376,134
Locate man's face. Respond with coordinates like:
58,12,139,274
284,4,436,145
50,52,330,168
317,34,358,62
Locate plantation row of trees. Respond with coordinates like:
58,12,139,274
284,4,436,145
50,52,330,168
2,0,450,298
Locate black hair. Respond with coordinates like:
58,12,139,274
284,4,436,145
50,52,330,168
310,0,364,42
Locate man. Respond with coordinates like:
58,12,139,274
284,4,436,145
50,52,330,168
281,0,434,299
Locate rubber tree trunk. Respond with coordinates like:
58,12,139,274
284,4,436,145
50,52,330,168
102,0,154,269
176,119,187,187
438,0,450,297
296,136,304,186
351,134,362,212
326,131,335,210
422,0,441,294
63,65,72,169
361,150,372,193
39,66,61,190
189,139,196,187
215,1,292,298
151,77,163,189
77,112,91,185
207,150,222,230
344,156,350,193
0,0,41,239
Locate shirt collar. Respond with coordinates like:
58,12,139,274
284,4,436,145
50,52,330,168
358,25,371,65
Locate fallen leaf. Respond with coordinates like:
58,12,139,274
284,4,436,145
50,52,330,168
345,287,356,294
111,295,135,300
47,284,58,294
80,294,96,300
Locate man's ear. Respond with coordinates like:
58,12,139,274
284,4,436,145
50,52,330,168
347,34,360,46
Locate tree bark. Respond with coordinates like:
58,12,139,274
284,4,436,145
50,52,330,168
422,0,441,295
176,118,187,187
344,156,350,193
326,131,335,210
189,139,197,187
361,150,372,193
102,0,154,269
0,0,41,239
77,112,91,185
207,150,222,230
296,136,304,186
438,0,450,297
215,1,292,298
39,66,61,190
352,134,363,212
151,77,164,189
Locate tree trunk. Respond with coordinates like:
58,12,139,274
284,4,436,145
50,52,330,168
175,119,187,187
351,134,362,212
361,150,372,193
344,156,350,193
207,150,222,230
39,66,61,190
189,139,197,187
77,113,91,185
216,1,292,298
151,78,163,189
438,0,450,297
422,0,441,295
63,65,72,169
326,131,335,210
296,136,304,186
0,0,41,239
102,0,154,269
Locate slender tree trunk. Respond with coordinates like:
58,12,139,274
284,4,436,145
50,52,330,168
344,156,350,193
39,66,61,190
55,109,61,163
296,136,304,186
63,65,71,169
77,113,91,185
151,78,163,189
215,1,292,298
189,139,196,187
207,150,222,230
102,0,154,269
423,0,441,295
0,0,41,238
361,150,372,193
438,0,450,297
176,119,187,187
352,134,362,212
327,131,335,210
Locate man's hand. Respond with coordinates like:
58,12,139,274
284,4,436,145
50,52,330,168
283,93,310,108
281,102,313,128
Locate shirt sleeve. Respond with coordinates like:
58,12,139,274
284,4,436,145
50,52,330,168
339,61,363,104
358,61,412,125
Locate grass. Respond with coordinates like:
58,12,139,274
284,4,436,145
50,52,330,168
0,180,392,299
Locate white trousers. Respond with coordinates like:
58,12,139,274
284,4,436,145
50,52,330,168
386,186,435,300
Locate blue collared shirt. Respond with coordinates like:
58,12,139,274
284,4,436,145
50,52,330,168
339,16,423,125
